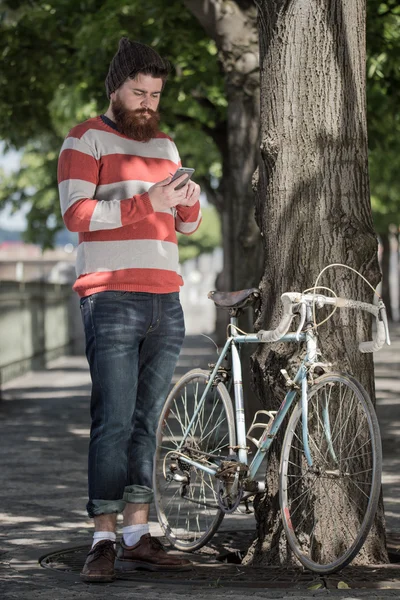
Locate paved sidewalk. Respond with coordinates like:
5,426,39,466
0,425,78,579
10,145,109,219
0,329,400,600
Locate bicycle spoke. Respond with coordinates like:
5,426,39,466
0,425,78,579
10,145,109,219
154,371,234,551
289,476,325,547
286,475,309,491
289,484,317,524
329,391,358,454
344,467,373,477
342,476,373,500
164,487,183,517
281,374,381,573
342,420,369,464
340,441,373,462
319,477,359,541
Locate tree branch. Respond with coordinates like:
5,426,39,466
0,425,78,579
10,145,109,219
184,0,258,60
200,177,224,212
190,90,223,113
183,0,221,40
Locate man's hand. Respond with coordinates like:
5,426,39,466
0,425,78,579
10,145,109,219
148,175,189,212
148,176,201,212
178,179,201,207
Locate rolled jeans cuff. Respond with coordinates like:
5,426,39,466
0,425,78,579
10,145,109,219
123,484,154,504
87,498,126,518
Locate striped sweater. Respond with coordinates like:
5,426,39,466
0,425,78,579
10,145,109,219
58,115,201,297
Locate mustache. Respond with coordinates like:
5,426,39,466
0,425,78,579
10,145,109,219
134,108,156,115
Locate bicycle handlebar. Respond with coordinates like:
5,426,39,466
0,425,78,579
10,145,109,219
256,292,391,353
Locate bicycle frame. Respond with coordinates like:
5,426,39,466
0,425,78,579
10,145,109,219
175,315,320,483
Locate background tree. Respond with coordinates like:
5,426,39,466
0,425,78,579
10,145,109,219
247,0,387,566
370,147,400,320
178,205,221,263
0,0,264,305
0,0,398,567
183,0,263,294
366,0,400,319
1,1,398,305
0,0,225,251
183,0,264,414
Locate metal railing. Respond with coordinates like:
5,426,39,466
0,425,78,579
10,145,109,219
0,280,84,390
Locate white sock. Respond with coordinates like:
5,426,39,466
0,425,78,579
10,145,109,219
91,531,116,549
122,523,150,547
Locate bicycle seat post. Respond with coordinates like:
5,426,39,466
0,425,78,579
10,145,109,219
230,314,239,334
229,311,248,464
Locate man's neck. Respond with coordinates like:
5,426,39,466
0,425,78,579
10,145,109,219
104,107,115,122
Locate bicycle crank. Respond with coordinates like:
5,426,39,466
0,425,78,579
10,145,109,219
217,477,243,513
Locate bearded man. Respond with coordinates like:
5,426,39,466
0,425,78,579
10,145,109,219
57,38,201,583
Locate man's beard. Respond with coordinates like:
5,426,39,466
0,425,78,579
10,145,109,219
112,96,160,142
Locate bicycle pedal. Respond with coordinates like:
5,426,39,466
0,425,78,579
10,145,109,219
236,505,253,514
172,473,189,483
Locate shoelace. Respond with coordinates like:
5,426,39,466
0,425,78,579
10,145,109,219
90,541,115,562
148,537,165,551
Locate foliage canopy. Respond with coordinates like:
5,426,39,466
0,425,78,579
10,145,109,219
0,0,399,245
366,0,400,232
0,0,224,247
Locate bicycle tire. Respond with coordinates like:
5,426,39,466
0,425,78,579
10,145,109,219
280,372,382,574
153,368,236,551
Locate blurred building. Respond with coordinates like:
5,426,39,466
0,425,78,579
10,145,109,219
0,241,76,283
0,242,221,387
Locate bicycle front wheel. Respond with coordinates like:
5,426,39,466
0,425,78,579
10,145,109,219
280,372,382,574
153,369,236,551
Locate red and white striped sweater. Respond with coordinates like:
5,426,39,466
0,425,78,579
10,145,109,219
58,116,201,297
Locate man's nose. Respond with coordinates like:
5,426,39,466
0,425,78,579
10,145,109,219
141,96,150,107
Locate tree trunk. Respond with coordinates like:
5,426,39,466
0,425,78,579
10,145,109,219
183,0,264,423
391,225,400,322
183,0,263,294
380,231,393,321
248,0,387,566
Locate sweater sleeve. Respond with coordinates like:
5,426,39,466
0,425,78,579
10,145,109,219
175,201,202,236
167,139,201,235
58,136,154,233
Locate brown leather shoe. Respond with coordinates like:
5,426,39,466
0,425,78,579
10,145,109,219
114,534,192,572
80,539,116,583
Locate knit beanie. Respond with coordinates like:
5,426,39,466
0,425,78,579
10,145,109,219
105,38,171,98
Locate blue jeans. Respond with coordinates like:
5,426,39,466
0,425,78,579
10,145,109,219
80,291,185,518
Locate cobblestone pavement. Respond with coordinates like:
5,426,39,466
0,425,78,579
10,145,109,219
1,328,400,600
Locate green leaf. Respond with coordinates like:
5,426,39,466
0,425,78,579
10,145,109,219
1,0,399,246
0,0,226,247
307,582,323,590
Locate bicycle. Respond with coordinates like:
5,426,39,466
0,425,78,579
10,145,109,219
153,270,391,574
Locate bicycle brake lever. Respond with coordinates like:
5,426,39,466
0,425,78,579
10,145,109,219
378,300,391,346
295,302,307,341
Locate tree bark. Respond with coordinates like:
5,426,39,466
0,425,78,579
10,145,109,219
380,231,393,321
183,0,264,421
248,0,387,566
184,0,263,294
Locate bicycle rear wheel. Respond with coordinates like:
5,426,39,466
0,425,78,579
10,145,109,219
280,372,382,574
153,368,236,551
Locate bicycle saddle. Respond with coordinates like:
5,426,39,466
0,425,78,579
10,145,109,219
208,288,260,311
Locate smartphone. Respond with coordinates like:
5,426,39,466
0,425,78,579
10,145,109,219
170,167,195,190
